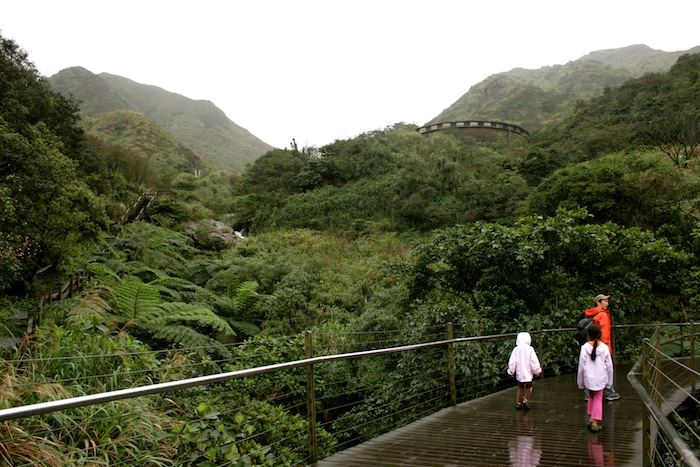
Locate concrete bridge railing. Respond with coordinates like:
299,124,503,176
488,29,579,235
416,120,529,138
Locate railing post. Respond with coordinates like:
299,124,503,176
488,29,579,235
610,312,616,363
643,406,651,466
640,337,652,467
305,330,318,464
447,323,457,406
642,339,650,383
34,295,45,330
537,316,543,366
691,320,696,395
654,326,662,406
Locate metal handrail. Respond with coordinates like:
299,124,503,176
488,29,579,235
0,332,520,422
0,325,689,409
627,326,700,467
628,358,700,466
1,322,697,464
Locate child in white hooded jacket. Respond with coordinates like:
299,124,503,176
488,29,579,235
507,332,542,410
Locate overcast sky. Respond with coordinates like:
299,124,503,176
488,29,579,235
2,1,699,149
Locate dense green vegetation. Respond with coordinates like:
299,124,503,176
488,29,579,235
2,31,700,464
231,131,530,232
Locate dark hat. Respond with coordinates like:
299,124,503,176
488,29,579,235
594,294,610,304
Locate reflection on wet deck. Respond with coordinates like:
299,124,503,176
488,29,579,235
315,365,643,466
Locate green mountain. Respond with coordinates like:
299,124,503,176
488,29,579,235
429,44,700,130
48,67,274,172
81,109,208,174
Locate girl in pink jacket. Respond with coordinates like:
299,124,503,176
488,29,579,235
507,332,542,410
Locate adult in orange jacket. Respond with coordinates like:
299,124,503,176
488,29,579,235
584,294,621,401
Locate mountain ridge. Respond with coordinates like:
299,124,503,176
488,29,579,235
429,44,700,129
49,67,274,173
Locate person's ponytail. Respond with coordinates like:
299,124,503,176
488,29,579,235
586,323,603,361
591,338,598,361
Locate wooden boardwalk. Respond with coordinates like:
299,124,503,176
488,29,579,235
315,364,643,466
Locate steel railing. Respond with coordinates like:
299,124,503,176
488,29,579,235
0,323,566,465
627,323,700,467
0,323,695,465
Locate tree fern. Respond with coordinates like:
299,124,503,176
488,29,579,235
124,263,169,283
182,258,232,287
209,281,262,341
114,282,162,321
225,319,260,338
222,270,242,299
231,281,261,318
149,277,203,302
87,262,122,284
83,224,264,349
114,222,198,275
142,323,228,353
150,302,235,336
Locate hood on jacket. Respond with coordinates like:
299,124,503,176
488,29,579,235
585,306,607,317
516,332,531,346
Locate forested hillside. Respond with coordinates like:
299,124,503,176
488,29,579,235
228,53,700,244
430,44,700,130
2,30,700,464
82,109,209,175
49,67,274,172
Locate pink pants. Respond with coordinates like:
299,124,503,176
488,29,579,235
587,389,603,421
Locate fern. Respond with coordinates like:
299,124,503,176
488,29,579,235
183,258,231,286
232,281,260,315
87,262,123,285
82,225,264,349
115,222,198,274
226,319,260,337
142,323,228,353
149,277,202,299
199,281,262,342
150,277,200,290
114,282,162,321
127,264,169,283
223,271,242,299
155,302,234,336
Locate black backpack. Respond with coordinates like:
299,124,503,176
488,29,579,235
574,312,599,345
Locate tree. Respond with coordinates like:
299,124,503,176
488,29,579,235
1,34,107,292
402,208,693,324
635,54,700,167
524,151,700,240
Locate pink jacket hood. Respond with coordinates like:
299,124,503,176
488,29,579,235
516,332,532,346
507,332,542,382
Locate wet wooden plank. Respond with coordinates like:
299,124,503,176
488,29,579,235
315,364,644,466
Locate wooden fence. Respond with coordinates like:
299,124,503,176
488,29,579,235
30,267,90,330
1,268,91,349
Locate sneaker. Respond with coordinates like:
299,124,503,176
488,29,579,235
605,393,621,401
516,403,523,410
520,400,529,410
590,424,602,432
